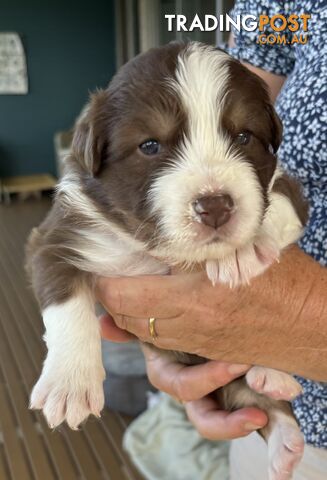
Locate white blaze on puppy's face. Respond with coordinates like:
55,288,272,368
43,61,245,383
149,44,264,263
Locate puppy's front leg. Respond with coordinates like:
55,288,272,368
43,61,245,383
30,289,105,429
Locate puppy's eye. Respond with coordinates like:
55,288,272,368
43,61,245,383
139,139,161,156
235,131,251,145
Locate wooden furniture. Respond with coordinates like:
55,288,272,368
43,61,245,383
0,174,57,204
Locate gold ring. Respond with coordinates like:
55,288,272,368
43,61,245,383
148,317,158,341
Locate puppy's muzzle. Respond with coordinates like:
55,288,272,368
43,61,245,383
193,194,234,229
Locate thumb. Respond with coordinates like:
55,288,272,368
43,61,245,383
99,314,136,343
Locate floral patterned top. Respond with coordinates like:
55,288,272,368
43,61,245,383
227,0,327,448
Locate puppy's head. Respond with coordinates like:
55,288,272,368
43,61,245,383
70,42,282,264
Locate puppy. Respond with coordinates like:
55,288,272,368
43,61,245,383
26,42,308,480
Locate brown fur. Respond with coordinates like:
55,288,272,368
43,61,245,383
26,202,93,309
224,59,281,210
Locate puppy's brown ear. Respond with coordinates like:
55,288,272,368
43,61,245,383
71,89,109,175
266,104,283,153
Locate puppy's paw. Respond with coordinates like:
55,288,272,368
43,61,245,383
268,416,304,480
206,237,279,287
30,361,105,429
246,367,302,401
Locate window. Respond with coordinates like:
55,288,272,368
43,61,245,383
115,0,234,66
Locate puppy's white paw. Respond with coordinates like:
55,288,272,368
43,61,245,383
268,416,304,480
246,367,303,401
30,361,105,429
206,237,279,287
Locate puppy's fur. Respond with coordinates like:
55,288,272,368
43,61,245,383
26,43,308,480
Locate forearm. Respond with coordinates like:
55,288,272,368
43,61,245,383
237,65,325,377
208,246,327,380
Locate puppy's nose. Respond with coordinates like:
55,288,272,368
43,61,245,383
193,194,234,229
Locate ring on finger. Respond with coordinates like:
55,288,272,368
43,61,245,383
148,317,158,341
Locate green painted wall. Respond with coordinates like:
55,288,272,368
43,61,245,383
0,0,116,177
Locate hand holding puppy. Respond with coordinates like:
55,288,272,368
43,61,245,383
97,246,325,380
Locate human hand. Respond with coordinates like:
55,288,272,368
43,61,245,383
100,313,268,440
97,271,268,363
97,246,327,380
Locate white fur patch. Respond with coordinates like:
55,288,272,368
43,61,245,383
264,165,303,250
262,191,304,251
171,43,229,150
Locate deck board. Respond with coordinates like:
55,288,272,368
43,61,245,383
0,197,144,480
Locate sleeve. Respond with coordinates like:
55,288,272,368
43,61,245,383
226,0,295,76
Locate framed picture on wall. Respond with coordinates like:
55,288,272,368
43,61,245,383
0,32,28,94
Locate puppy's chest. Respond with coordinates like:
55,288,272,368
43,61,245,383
73,227,168,277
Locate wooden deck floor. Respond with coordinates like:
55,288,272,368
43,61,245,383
0,197,144,480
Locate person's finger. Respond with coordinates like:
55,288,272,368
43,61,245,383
142,346,250,402
104,312,205,351
108,313,154,342
97,273,204,319
99,314,135,342
102,310,199,347
185,396,268,440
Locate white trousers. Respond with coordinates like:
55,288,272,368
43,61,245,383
230,433,327,480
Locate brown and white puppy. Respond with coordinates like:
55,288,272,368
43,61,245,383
26,42,308,480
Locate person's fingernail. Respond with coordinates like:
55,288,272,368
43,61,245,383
243,422,262,431
228,364,250,375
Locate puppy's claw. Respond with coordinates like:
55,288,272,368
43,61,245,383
30,362,105,429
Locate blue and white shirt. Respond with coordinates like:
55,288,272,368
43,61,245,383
227,0,327,448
